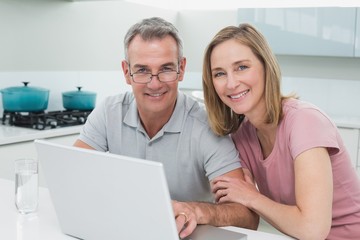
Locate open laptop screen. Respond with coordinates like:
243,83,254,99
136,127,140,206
35,139,247,240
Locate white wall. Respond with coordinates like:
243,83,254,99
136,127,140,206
1,1,360,79
178,10,238,72
177,8,360,81
127,0,360,10
0,0,177,71
277,55,360,81
0,0,177,113
0,0,360,118
177,8,360,118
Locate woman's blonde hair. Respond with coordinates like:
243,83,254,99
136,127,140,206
203,23,289,136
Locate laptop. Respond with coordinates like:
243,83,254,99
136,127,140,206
34,139,247,240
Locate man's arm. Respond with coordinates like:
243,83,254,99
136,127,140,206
73,139,95,150
173,168,259,238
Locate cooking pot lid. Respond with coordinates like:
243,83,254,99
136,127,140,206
63,86,96,96
1,82,49,93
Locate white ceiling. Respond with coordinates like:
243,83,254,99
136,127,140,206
125,0,360,10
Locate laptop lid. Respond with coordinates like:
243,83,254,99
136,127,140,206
35,139,247,240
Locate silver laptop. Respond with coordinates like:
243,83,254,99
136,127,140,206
35,139,247,240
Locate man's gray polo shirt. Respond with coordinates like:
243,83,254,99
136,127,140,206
79,91,241,202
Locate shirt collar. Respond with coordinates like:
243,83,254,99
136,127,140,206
124,91,187,134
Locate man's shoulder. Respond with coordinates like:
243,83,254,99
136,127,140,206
103,92,135,107
181,93,208,125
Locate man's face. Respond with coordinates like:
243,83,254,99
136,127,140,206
122,35,186,118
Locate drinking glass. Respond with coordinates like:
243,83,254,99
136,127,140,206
14,158,38,214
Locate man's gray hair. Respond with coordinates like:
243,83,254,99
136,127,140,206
124,17,183,61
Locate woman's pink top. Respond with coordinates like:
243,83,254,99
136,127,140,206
232,99,360,239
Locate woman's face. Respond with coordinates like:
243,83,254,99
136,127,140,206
210,39,266,119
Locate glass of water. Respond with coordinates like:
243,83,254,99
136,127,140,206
14,158,38,214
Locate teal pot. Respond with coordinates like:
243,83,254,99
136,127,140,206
62,87,96,111
0,82,49,112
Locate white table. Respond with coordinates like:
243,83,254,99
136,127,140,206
0,178,292,240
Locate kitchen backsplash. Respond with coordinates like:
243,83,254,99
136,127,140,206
0,71,359,120
281,77,360,120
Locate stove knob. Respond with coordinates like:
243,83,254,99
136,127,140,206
50,121,57,128
78,117,85,124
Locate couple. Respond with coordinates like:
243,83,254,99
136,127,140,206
74,17,360,239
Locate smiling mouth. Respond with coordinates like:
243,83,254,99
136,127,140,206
228,89,250,99
147,92,165,97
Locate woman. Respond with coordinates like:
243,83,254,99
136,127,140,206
203,23,360,239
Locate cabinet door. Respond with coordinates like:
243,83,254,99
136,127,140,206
338,127,359,169
237,7,356,57
355,8,360,57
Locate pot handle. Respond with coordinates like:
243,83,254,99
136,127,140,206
22,82,29,87
76,86,82,91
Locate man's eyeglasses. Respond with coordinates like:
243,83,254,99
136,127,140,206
128,64,180,84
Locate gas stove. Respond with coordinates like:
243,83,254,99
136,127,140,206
1,110,92,130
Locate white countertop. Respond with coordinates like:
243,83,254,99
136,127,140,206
0,125,82,145
0,178,292,240
1,115,359,146
330,115,360,129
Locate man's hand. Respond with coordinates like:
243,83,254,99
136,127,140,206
172,169,259,239
172,200,198,239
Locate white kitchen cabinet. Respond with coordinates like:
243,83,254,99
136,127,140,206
0,134,79,187
355,8,360,57
237,7,357,57
338,127,359,169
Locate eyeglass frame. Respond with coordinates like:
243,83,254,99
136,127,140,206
127,62,181,84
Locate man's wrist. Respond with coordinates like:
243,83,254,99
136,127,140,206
189,202,214,225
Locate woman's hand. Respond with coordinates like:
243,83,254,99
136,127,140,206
212,169,259,207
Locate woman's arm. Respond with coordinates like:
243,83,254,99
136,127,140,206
213,147,333,239
173,168,259,239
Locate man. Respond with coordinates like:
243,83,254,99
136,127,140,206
74,17,258,238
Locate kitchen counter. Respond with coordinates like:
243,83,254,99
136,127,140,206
0,125,82,185
1,114,359,147
0,178,292,240
1,89,360,147
0,125,82,146
330,115,360,129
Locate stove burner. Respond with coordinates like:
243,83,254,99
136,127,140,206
2,110,92,130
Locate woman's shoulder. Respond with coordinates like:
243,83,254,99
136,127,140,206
283,98,318,111
281,98,337,134
282,98,332,122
